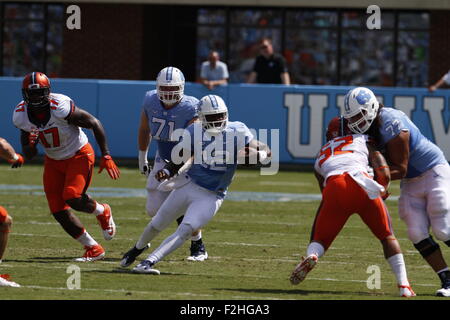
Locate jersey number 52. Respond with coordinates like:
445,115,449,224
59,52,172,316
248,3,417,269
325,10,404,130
317,136,353,167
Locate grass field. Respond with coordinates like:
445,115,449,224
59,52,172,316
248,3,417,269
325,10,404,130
0,162,447,301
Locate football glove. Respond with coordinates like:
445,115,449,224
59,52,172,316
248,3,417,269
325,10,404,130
98,155,120,180
155,169,170,182
28,128,40,147
138,150,151,176
8,153,24,168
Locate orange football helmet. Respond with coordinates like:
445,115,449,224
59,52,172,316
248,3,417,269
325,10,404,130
22,72,51,106
325,116,351,141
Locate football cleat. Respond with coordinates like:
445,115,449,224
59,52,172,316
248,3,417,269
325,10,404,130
133,260,160,275
96,203,116,241
398,284,416,297
290,254,318,285
74,244,105,262
436,280,450,297
120,244,150,268
187,240,208,262
0,274,20,287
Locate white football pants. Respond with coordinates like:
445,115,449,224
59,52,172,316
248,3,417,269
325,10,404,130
145,153,191,217
398,164,450,243
144,181,223,263
150,181,223,232
145,158,169,217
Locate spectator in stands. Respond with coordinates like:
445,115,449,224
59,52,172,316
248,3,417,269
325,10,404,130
247,37,290,85
200,51,229,90
429,69,450,92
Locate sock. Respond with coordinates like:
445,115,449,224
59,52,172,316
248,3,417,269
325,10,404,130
387,253,409,286
92,202,105,216
136,224,161,250
437,267,449,274
307,241,325,258
76,230,98,247
191,230,202,242
438,269,450,283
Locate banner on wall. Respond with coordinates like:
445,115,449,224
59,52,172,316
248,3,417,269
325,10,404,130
1,77,449,164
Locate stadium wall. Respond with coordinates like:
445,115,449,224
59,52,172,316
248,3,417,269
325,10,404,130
2,77,450,164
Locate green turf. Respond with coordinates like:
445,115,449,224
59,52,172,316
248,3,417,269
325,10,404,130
0,163,444,300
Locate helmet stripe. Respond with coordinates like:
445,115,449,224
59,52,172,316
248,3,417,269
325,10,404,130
31,72,36,85
209,95,218,109
166,67,173,81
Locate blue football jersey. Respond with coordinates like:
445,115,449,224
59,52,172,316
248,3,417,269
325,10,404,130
184,121,254,198
378,107,447,178
142,90,198,161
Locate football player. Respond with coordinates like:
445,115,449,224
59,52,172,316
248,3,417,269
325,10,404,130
120,94,271,273
290,116,415,298
343,87,450,297
0,137,23,287
137,66,208,261
13,72,120,262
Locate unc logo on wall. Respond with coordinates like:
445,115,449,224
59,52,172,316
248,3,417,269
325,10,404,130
283,90,450,163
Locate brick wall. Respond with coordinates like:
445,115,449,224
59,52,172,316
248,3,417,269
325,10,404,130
429,10,450,86
61,3,144,80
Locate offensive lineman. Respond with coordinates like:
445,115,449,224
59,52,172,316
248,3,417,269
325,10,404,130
343,86,450,297
137,66,208,261
13,72,120,262
120,95,272,274
290,116,415,297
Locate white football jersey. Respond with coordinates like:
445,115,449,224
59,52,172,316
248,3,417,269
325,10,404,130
12,93,88,160
314,134,370,181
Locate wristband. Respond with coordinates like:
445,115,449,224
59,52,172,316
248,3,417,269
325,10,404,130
139,149,148,163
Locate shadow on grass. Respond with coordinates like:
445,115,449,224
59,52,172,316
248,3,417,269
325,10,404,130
215,287,386,297
5,257,118,263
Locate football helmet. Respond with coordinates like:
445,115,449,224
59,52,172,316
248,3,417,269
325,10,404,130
156,66,185,105
343,87,379,134
198,95,228,134
22,72,51,106
325,116,351,141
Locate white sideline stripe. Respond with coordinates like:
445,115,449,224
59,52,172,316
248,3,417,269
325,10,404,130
259,181,312,186
10,232,413,255
0,184,399,202
9,232,285,248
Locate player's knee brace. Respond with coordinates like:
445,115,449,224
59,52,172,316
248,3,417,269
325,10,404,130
413,236,440,258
